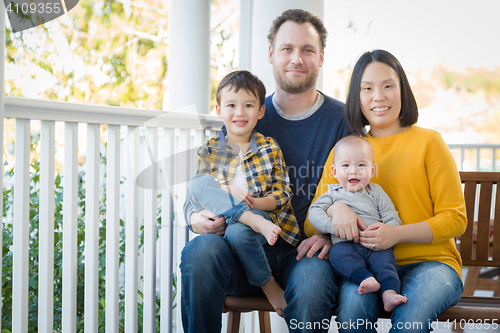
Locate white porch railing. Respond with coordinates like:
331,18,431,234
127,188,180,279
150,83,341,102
448,144,500,172
3,96,223,333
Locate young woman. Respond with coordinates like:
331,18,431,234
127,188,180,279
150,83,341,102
306,49,466,332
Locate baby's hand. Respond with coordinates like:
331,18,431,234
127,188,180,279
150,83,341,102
328,203,366,243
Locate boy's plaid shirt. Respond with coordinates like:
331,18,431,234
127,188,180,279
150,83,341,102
197,129,300,246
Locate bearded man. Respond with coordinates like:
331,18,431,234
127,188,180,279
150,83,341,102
181,9,348,333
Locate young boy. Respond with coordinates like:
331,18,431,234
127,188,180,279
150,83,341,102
308,135,407,312
186,70,300,316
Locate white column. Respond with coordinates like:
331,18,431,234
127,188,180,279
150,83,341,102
0,4,5,330
166,0,211,114
249,0,325,94
239,0,253,70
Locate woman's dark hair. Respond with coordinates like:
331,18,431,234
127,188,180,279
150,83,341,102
344,49,418,136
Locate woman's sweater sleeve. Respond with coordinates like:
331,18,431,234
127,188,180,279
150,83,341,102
424,132,467,244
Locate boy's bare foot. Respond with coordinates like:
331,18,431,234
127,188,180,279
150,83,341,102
382,289,407,312
262,277,287,318
240,211,281,245
257,220,281,245
358,277,380,294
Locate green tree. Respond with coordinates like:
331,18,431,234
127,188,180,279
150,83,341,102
5,0,238,111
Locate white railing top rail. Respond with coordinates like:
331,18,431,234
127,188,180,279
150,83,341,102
5,96,223,129
449,143,500,149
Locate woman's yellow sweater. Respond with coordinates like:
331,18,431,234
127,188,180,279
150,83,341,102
305,126,467,278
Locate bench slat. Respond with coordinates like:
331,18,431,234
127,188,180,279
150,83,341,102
494,183,500,261
477,182,493,261
461,181,476,261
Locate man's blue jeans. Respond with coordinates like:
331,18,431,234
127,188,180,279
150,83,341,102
180,235,338,333
335,261,463,333
187,173,274,286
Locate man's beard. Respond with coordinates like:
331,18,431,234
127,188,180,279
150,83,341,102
273,65,319,94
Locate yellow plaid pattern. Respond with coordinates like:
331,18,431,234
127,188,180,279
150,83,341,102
197,129,300,246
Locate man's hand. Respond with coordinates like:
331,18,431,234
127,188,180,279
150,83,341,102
296,234,332,261
327,203,366,243
191,209,227,235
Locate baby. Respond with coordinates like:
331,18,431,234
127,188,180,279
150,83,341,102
309,135,407,312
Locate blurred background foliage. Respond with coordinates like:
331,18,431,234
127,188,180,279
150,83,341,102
5,0,238,111
3,0,500,144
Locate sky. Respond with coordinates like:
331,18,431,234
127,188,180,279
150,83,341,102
324,0,500,71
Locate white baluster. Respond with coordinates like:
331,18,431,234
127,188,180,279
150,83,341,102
85,123,100,332
62,122,79,333
125,126,139,332
160,128,175,332
144,127,158,332
12,119,30,333
106,125,121,333
39,120,55,333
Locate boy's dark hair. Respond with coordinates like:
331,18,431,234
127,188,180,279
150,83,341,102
344,49,418,137
267,9,327,50
216,70,266,107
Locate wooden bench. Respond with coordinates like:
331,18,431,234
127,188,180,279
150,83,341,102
223,171,500,332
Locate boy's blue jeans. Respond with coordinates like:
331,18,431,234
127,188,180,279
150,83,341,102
187,173,273,286
329,241,400,294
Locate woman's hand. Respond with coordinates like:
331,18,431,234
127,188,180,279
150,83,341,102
328,203,367,243
359,223,399,251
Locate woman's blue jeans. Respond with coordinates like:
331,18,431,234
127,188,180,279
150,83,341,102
335,261,463,333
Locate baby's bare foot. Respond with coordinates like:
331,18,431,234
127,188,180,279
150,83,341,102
262,277,287,318
358,277,380,294
382,290,407,312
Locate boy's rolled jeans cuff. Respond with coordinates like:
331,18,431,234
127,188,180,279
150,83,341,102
222,202,249,225
183,198,195,232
